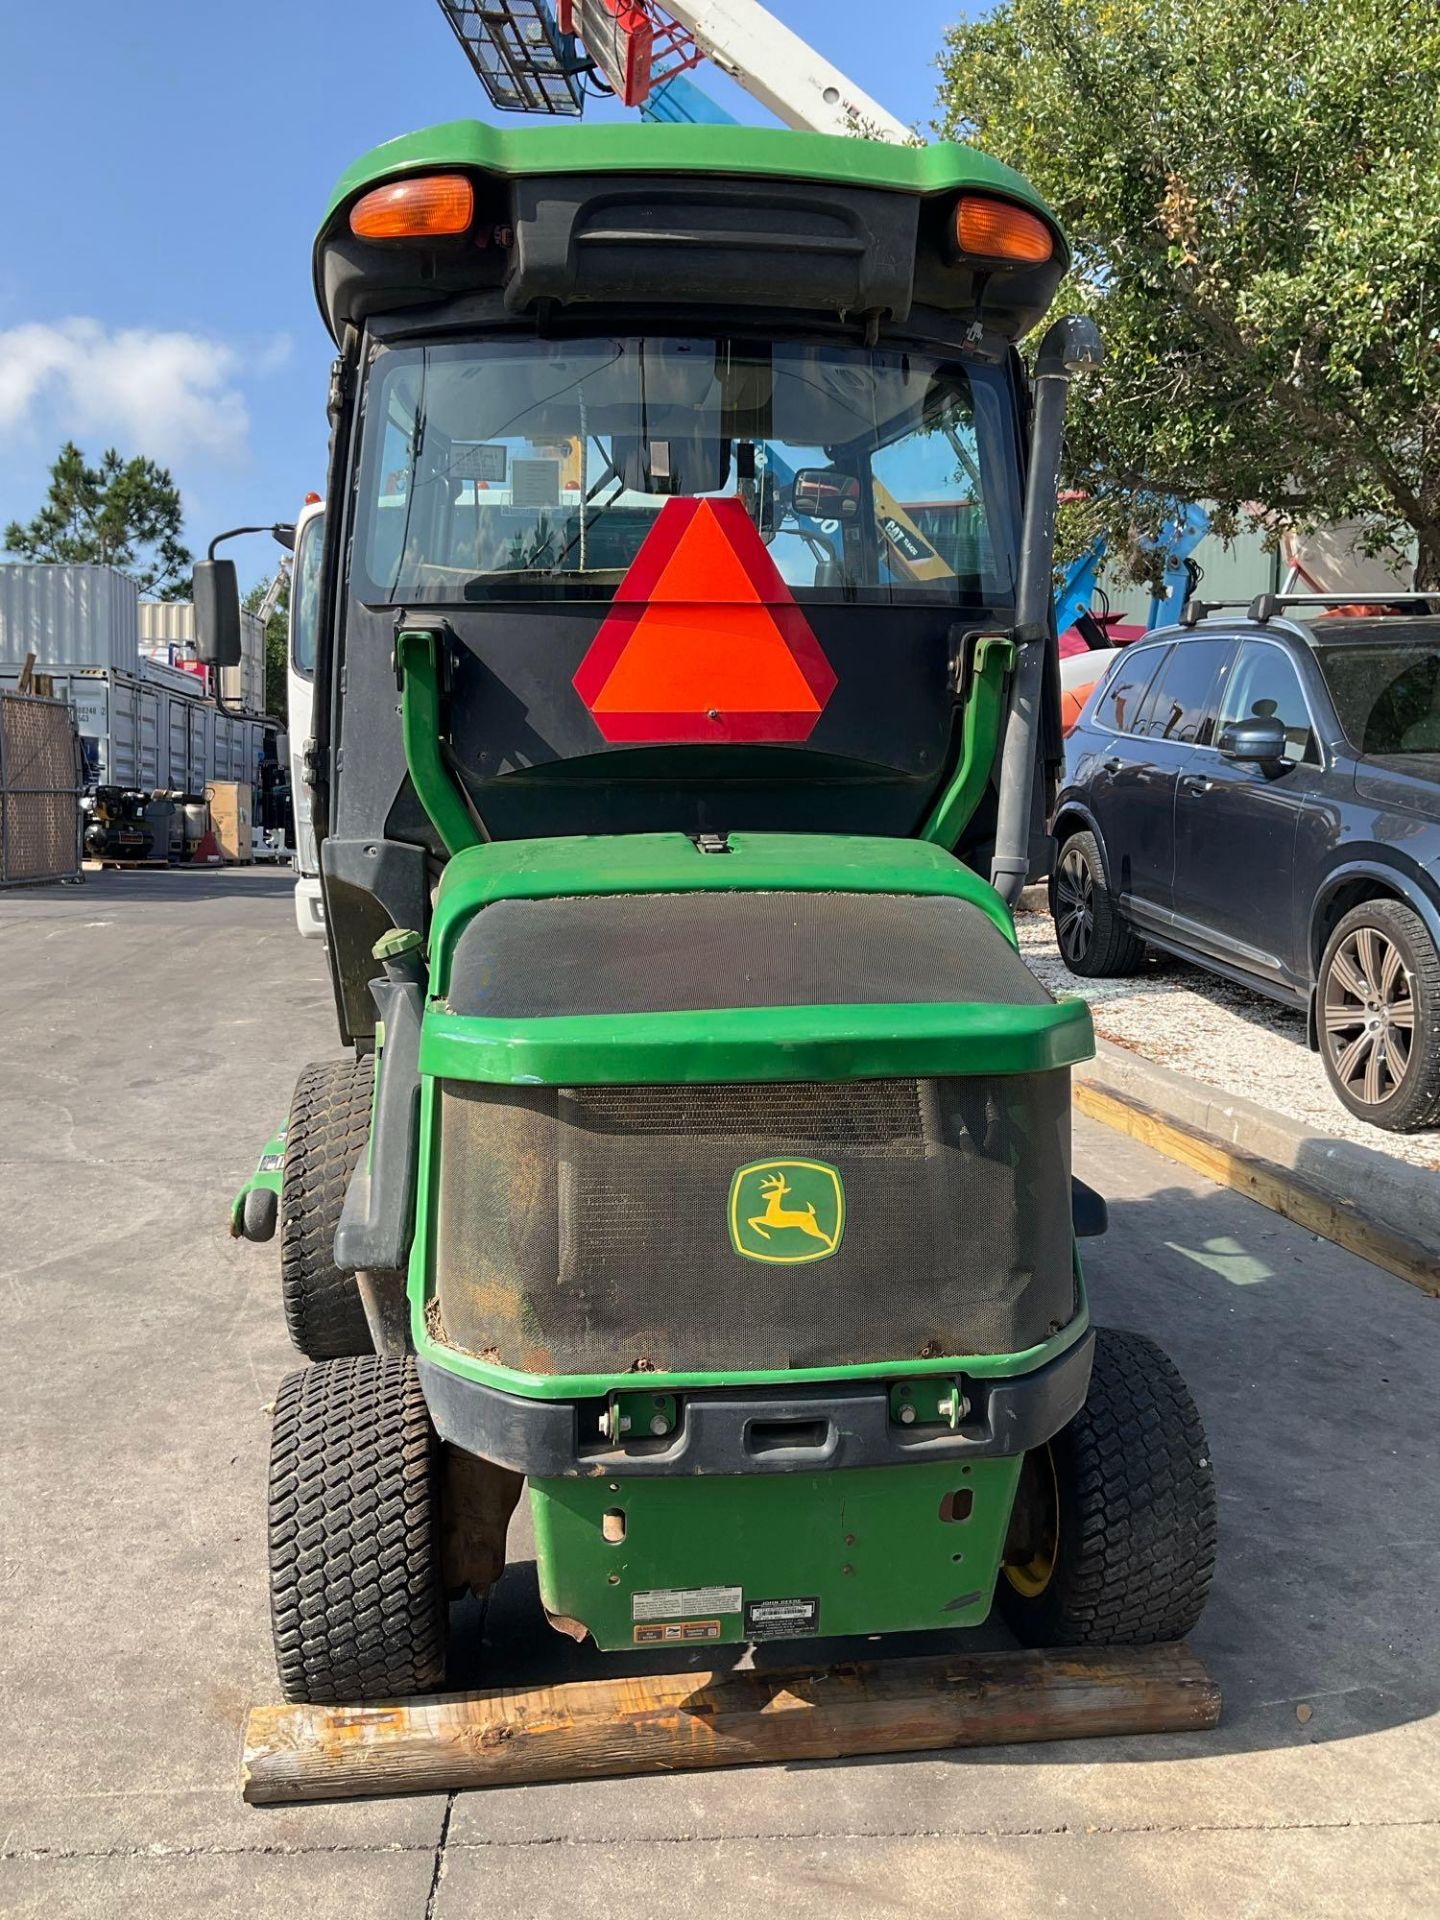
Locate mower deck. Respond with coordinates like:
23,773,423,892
242,1642,1221,1804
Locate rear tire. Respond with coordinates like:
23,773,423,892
268,1355,448,1704
1317,900,1440,1131
997,1328,1217,1647
1050,830,1146,977
280,1057,375,1360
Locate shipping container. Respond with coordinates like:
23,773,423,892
0,565,139,672
139,600,267,716
0,662,270,794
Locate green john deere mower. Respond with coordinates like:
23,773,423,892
217,121,1217,1701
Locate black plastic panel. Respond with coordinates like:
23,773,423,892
447,890,1051,1018
507,176,918,321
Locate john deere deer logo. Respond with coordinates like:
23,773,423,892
729,1160,845,1265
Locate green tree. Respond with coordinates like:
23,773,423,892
3,441,193,597
244,571,290,723
938,0,1440,586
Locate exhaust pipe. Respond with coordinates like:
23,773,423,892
990,315,1103,906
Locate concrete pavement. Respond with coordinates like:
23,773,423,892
1,869,1436,1917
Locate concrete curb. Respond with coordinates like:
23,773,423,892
1075,1040,1440,1296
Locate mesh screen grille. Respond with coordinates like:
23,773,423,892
569,1080,925,1144
446,891,1050,1018
435,1073,1074,1376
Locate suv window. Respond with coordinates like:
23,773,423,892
1220,642,1318,764
1315,641,1440,754
1132,637,1233,745
1093,644,1166,734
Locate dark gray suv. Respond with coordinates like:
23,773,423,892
1052,595,1440,1131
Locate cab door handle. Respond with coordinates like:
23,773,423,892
1102,756,1124,774
1178,773,1212,794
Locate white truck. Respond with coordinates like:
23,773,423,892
288,497,326,938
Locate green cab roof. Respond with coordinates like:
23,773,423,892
322,119,1058,232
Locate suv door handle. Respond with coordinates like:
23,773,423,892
1178,773,1212,794
1101,756,1124,774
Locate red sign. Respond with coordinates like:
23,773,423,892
573,497,837,744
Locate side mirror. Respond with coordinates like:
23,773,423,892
272,522,297,554
1217,716,1288,764
192,559,243,668
792,469,861,521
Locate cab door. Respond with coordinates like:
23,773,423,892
1171,637,1316,991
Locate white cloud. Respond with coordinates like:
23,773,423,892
0,318,262,466
253,333,295,377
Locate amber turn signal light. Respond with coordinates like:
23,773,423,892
953,195,1053,265
350,174,475,241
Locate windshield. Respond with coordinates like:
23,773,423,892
351,336,1021,606
291,510,323,678
1316,641,1440,754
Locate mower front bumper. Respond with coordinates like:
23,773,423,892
419,1331,1092,1652
418,1329,1093,1479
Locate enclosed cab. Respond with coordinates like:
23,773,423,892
309,123,1077,1034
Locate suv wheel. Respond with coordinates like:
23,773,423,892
1050,831,1146,978
1318,900,1440,1131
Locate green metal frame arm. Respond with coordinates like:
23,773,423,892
918,635,1016,851
394,627,485,858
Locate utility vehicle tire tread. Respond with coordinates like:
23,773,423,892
268,1355,447,1704
1318,900,1440,1131
1000,1328,1217,1647
280,1056,375,1359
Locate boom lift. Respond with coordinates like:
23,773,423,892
217,4,1219,1799
436,0,910,138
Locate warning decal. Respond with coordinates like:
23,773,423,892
634,1620,723,1646
744,1596,821,1641
633,1585,743,1622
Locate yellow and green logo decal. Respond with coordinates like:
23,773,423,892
728,1159,845,1265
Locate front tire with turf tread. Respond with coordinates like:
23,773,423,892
268,1355,447,1704
280,1057,375,1360
998,1328,1217,1647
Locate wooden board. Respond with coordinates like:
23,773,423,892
242,1642,1220,1806
1074,1079,1440,1298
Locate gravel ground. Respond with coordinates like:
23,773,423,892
1015,900,1440,1171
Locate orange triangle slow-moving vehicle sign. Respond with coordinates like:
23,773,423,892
573,497,837,743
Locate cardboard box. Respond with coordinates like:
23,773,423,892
207,780,252,863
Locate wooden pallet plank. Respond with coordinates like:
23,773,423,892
242,1642,1220,1805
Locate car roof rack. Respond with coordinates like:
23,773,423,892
1177,597,1253,628
1247,590,1440,623
1179,590,1440,628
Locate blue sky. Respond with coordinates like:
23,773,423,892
0,2,971,587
